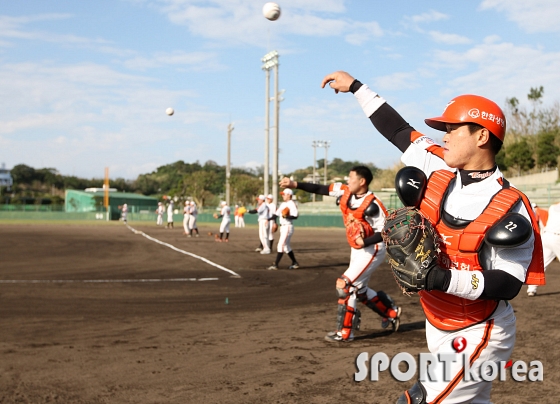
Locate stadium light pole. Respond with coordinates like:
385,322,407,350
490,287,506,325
226,123,234,206
261,50,281,205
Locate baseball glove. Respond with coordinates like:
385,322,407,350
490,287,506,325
271,222,278,233
345,214,365,246
382,207,439,294
213,212,219,219
281,207,290,218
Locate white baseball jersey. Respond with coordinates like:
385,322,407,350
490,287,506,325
401,135,535,284
276,200,298,226
256,202,269,221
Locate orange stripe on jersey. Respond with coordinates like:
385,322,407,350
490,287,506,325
346,244,378,284
329,182,349,193
410,131,445,160
431,320,494,404
497,178,545,285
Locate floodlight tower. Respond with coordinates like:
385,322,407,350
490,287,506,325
261,50,281,205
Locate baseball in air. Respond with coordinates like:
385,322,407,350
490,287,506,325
263,2,281,21
166,107,174,116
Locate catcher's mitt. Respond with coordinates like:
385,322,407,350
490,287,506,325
382,208,439,294
345,214,365,248
271,222,278,233
281,207,290,218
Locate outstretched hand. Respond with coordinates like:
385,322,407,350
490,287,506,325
321,71,356,94
279,177,295,189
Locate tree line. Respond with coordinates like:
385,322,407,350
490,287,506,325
497,86,560,175
5,158,384,207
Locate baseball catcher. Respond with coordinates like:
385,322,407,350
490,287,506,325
382,208,440,294
279,165,401,343
322,70,544,403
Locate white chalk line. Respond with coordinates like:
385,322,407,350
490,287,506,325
0,278,219,284
125,223,241,278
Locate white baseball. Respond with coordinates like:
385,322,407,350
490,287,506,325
263,2,281,21
166,107,174,116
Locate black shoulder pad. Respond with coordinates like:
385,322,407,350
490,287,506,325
336,195,342,206
484,212,532,248
364,200,380,217
395,166,427,208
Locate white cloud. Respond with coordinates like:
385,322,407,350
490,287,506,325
402,10,449,31
122,51,224,71
0,13,109,45
479,0,560,33
136,0,383,47
373,72,420,91
429,30,471,45
430,40,560,104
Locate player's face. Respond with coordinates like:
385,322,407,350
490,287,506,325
442,123,481,170
281,193,291,201
347,171,364,194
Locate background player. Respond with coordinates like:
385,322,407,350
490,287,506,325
155,202,164,226
268,189,299,270
182,201,191,235
248,195,270,254
280,167,401,342
166,200,174,229
188,201,199,237
528,201,560,296
321,70,543,403
237,204,246,228
214,201,231,242
120,203,128,223
266,194,276,251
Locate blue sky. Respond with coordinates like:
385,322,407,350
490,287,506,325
2,0,560,180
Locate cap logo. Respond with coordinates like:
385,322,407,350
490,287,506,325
468,108,480,119
442,100,455,114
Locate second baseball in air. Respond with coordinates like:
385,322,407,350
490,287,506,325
263,2,281,21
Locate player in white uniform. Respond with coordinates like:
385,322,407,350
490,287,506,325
266,194,276,251
248,195,270,254
120,203,128,223
166,201,174,229
188,201,199,237
268,189,299,270
216,201,231,242
322,71,544,403
183,201,191,235
280,166,401,342
527,201,560,296
155,202,164,226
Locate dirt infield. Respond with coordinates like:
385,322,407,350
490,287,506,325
0,222,558,403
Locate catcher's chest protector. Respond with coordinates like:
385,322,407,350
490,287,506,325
339,191,383,248
418,170,523,331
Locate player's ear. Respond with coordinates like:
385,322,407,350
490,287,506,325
477,127,491,147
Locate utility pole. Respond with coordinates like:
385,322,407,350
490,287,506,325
226,123,234,206
323,141,331,185
311,141,319,203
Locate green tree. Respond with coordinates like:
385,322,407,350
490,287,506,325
11,164,37,185
230,174,262,206
536,131,559,169
181,170,219,208
504,139,535,173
